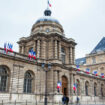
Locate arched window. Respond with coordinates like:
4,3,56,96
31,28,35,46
61,47,65,64
94,83,97,96
28,47,33,52
0,66,9,92
23,71,34,93
101,84,104,97
85,81,89,96
76,79,80,96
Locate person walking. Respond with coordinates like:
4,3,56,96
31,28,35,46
76,96,80,105
62,95,66,105
66,96,69,105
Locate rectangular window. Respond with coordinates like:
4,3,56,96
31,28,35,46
61,47,65,64
92,57,96,64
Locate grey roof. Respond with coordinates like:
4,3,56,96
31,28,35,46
91,37,105,54
75,57,86,65
35,16,60,24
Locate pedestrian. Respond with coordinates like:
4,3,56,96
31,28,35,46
66,96,69,105
62,95,66,105
76,96,80,105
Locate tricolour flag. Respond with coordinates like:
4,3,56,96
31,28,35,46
4,43,13,53
85,68,90,74
57,82,61,92
93,70,98,76
33,51,36,60
28,50,32,59
8,43,13,52
100,73,104,78
7,43,10,52
48,0,51,7
76,65,80,71
28,49,36,60
73,83,77,91
4,43,7,53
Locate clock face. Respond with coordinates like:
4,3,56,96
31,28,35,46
46,28,49,32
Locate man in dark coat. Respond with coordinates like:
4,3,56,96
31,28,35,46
62,95,66,105
66,96,69,105
76,97,80,105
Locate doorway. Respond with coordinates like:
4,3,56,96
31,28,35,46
62,76,68,96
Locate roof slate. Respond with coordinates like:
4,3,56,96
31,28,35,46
91,37,105,54
75,57,86,65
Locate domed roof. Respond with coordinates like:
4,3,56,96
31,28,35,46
35,16,60,25
35,9,61,25
31,9,64,36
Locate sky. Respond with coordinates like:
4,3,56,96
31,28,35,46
0,0,105,58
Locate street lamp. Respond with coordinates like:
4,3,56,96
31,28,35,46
41,62,51,105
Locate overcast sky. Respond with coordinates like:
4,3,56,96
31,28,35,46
0,0,105,58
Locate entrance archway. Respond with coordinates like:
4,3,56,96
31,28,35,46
62,76,68,96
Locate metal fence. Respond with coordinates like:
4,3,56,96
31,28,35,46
0,100,105,105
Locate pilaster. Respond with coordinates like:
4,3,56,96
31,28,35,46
69,47,73,64
59,41,61,60
37,40,40,58
55,40,58,59
72,47,75,64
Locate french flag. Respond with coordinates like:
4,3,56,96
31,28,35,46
57,82,61,88
93,70,98,76
7,43,10,52
4,43,7,53
48,0,51,7
31,50,34,58
4,43,13,53
33,51,36,59
76,65,80,71
57,82,61,92
28,50,32,59
9,43,13,52
100,73,104,78
85,68,90,74
73,83,77,91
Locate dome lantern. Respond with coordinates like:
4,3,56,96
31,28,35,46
44,9,52,16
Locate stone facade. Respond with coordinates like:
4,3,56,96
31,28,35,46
0,9,105,104
80,51,105,74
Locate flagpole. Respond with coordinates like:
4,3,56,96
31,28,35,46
47,0,49,9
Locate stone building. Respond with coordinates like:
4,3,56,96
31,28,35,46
0,9,105,104
76,37,105,75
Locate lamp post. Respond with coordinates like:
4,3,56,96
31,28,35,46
41,62,51,105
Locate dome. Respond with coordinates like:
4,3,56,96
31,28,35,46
35,16,60,25
30,9,64,36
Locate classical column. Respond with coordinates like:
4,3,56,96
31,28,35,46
55,40,58,59
42,40,46,59
21,45,25,54
33,40,36,52
70,73,75,95
80,78,85,96
69,47,73,64
19,46,22,53
54,71,58,93
37,40,40,58
72,47,75,64
97,81,101,97
89,80,94,96
59,41,61,60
